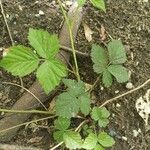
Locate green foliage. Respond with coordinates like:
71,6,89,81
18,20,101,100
98,132,115,147
77,0,86,7
56,79,91,118
53,117,70,142
91,39,128,87
0,28,67,94
90,0,106,12
91,107,110,127
54,117,70,131
0,46,39,77
82,133,97,149
63,131,83,149
94,144,105,150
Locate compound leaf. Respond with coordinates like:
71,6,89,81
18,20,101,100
90,0,106,12
36,60,67,94
102,70,113,87
108,65,128,83
0,45,39,77
108,40,127,64
98,132,115,147
56,92,80,118
82,133,98,149
63,131,82,149
54,117,70,131
79,93,91,116
91,44,108,74
28,28,59,59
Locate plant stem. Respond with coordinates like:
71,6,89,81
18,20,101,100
58,0,80,81
0,108,53,115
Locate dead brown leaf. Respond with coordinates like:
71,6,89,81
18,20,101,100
83,23,93,42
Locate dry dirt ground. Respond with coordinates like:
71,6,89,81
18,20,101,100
0,0,150,150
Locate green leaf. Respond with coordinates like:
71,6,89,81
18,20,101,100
82,133,98,149
36,60,67,94
102,70,113,87
108,65,129,83
91,44,108,74
91,107,110,121
0,45,39,77
107,40,127,64
54,117,70,130
28,28,59,59
98,118,109,127
77,0,86,7
90,0,106,12
98,132,115,147
79,93,91,116
63,131,82,149
63,79,85,96
53,130,64,142
56,92,80,118
94,144,105,150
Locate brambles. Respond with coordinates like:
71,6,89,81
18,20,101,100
91,40,129,87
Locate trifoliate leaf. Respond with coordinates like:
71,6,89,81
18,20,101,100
79,93,91,116
98,132,115,147
94,144,105,150
63,79,85,96
82,133,98,149
108,65,129,83
102,70,113,87
0,45,39,77
36,60,67,94
56,92,80,118
98,118,109,127
54,117,70,131
53,130,64,142
91,44,108,74
77,0,86,7
28,28,59,59
63,131,82,149
90,0,106,12
107,40,127,64
91,107,110,121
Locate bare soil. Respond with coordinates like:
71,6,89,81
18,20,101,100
0,0,150,150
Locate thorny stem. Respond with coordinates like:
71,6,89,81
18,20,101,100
58,0,80,81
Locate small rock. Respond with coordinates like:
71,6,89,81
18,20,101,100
115,90,119,94
39,10,44,15
100,86,104,91
116,103,121,108
122,136,128,141
126,82,134,89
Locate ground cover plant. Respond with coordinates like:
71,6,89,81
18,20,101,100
1,0,149,149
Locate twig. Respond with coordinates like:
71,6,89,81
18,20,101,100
0,116,55,134
99,78,150,108
0,0,14,45
60,45,89,57
50,120,87,150
0,108,53,115
2,81,47,110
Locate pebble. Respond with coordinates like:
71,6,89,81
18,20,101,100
116,103,121,108
122,136,128,141
39,10,44,15
115,90,119,94
126,82,134,89
133,128,141,137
